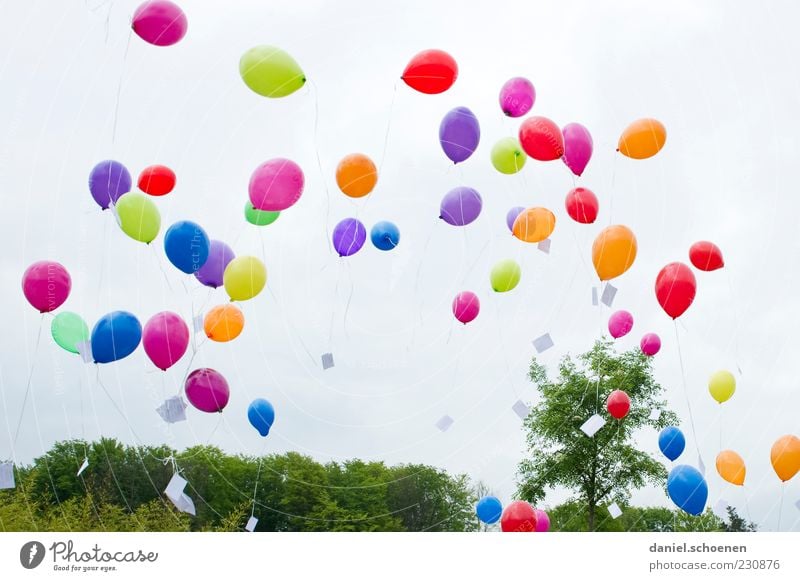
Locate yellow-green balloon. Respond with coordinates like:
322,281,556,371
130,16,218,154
240,45,306,98
224,256,267,301
491,137,527,174
708,370,735,404
51,311,89,354
116,192,160,243
244,201,280,226
490,259,521,292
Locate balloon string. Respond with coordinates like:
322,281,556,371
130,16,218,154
777,484,784,531
251,439,268,517
95,365,146,447
11,315,45,453
377,82,398,173
341,260,355,340
309,79,334,256
674,321,702,461
328,260,342,345
725,268,744,375
492,298,520,400
150,243,175,294
111,28,132,146
607,152,618,225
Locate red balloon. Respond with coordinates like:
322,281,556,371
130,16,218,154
655,262,697,319
401,49,458,94
565,187,599,224
606,390,631,420
500,500,537,532
689,241,724,272
519,116,564,161
138,164,176,196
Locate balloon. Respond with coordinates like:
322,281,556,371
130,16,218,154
248,398,275,437
491,138,527,175
244,201,280,226
138,164,176,196
194,240,235,289
770,435,800,482
164,221,210,274
475,496,503,524
608,310,634,339
667,465,708,516
370,221,400,251
401,49,457,94
655,262,696,319
716,450,746,486
640,333,661,356
658,426,685,461
132,1,187,47
333,218,367,257
115,192,160,244
452,291,480,325
490,259,521,293
22,261,71,313
533,509,550,532
518,116,564,161
439,107,480,164
51,312,89,354
591,225,637,281
500,500,537,532
142,311,189,371
511,207,555,243
223,256,267,301
562,123,593,176
239,45,306,98
505,206,525,232
89,160,131,210
708,370,735,404
204,304,245,343
565,187,598,224
185,368,230,413
498,77,535,118
90,311,142,364
439,187,482,226
689,241,724,272
249,158,305,211
336,154,377,198
618,118,667,159
606,389,631,420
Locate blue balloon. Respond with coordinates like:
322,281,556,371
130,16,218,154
90,311,142,364
667,465,708,516
658,426,685,461
247,398,275,437
370,221,400,251
164,221,210,274
475,495,503,524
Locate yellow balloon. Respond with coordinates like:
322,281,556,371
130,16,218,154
223,256,266,301
708,370,735,404
715,450,745,486
770,434,800,482
512,207,555,243
591,225,637,281
115,192,160,243
618,118,667,159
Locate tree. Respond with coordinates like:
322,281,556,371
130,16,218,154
723,506,757,532
517,339,679,530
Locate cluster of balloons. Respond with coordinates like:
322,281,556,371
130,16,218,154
475,497,549,532
654,241,724,320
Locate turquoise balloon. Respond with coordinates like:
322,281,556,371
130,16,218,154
51,312,89,354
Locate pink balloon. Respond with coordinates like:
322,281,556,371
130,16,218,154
452,291,480,324
142,311,189,371
499,77,535,118
249,158,305,211
534,509,550,532
185,368,230,413
640,333,661,356
608,310,634,339
22,261,71,313
132,1,188,47
562,123,593,177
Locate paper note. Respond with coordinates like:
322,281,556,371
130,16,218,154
321,352,335,370
592,287,599,306
176,493,196,516
435,415,454,432
532,333,554,354
0,462,14,490
608,502,622,519
157,397,187,424
76,340,93,364
193,314,204,334
165,473,187,503
580,414,606,437
245,516,258,532
698,455,706,476
77,457,89,477
512,400,530,420
601,284,617,307
537,239,551,254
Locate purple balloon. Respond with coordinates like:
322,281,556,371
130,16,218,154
562,123,593,177
195,240,235,288
332,218,367,257
185,368,230,413
499,77,536,117
89,160,132,209
506,206,525,232
608,310,634,339
439,106,480,164
534,509,550,532
440,187,482,226
640,333,661,356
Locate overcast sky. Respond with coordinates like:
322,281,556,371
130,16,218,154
1,0,798,531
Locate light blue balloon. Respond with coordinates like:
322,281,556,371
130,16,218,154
370,221,400,251
164,221,210,274
475,496,503,524
667,465,708,516
248,398,275,437
658,426,685,461
90,311,142,364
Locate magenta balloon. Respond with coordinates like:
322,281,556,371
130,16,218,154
506,206,525,232
608,310,634,339
195,240,235,288
640,333,661,356
22,261,71,313
142,311,189,371
452,291,480,324
499,77,535,118
439,106,480,164
249,158,305,211
185,368,230,413
562,123,593,177
440,187,482,226
132,1,188,47
534,509,550,532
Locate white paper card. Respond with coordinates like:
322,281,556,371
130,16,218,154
512,400,530,420
592,287,599,306
601,284,617,307
608,502,622,519
245,516,258,532
321,352,335,370
698,455,706,476
580,414,606,437
157,397,187,424
794,499,800,512
165,473,187,503
0,462,14,489
713,499,729,520
176,493,196,516
76,340,93,364
537,239,551,254
435,415,454,432
532,333,554,353
193,314,204,333
77,457,89,477
648,409,662,421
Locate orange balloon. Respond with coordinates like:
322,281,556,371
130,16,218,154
591,225,637,281
512,207,555,243
618,118,666,159
204,304,245,343
336,153,377,198
770,434,800,482
715,450,746,486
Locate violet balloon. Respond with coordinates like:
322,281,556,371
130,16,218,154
562,123,593,177
249,158,305,211
142,311,189,371
608,310,634,339
640,333,661,356
506,206,525,232
185,368,230,413
499,77,535,117
333,218,367,257
439,106,480,164
22,261,71,313
440,187,482,226
534,509,550,532
195,240,235,288
452,291,480,324
132,1,188,47
89,160,131,210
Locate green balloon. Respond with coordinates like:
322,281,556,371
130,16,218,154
240,45,306,98
116,192,160,243
51,312,89,354
490,259,521,292
244,201,280,226
491,137,527,175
